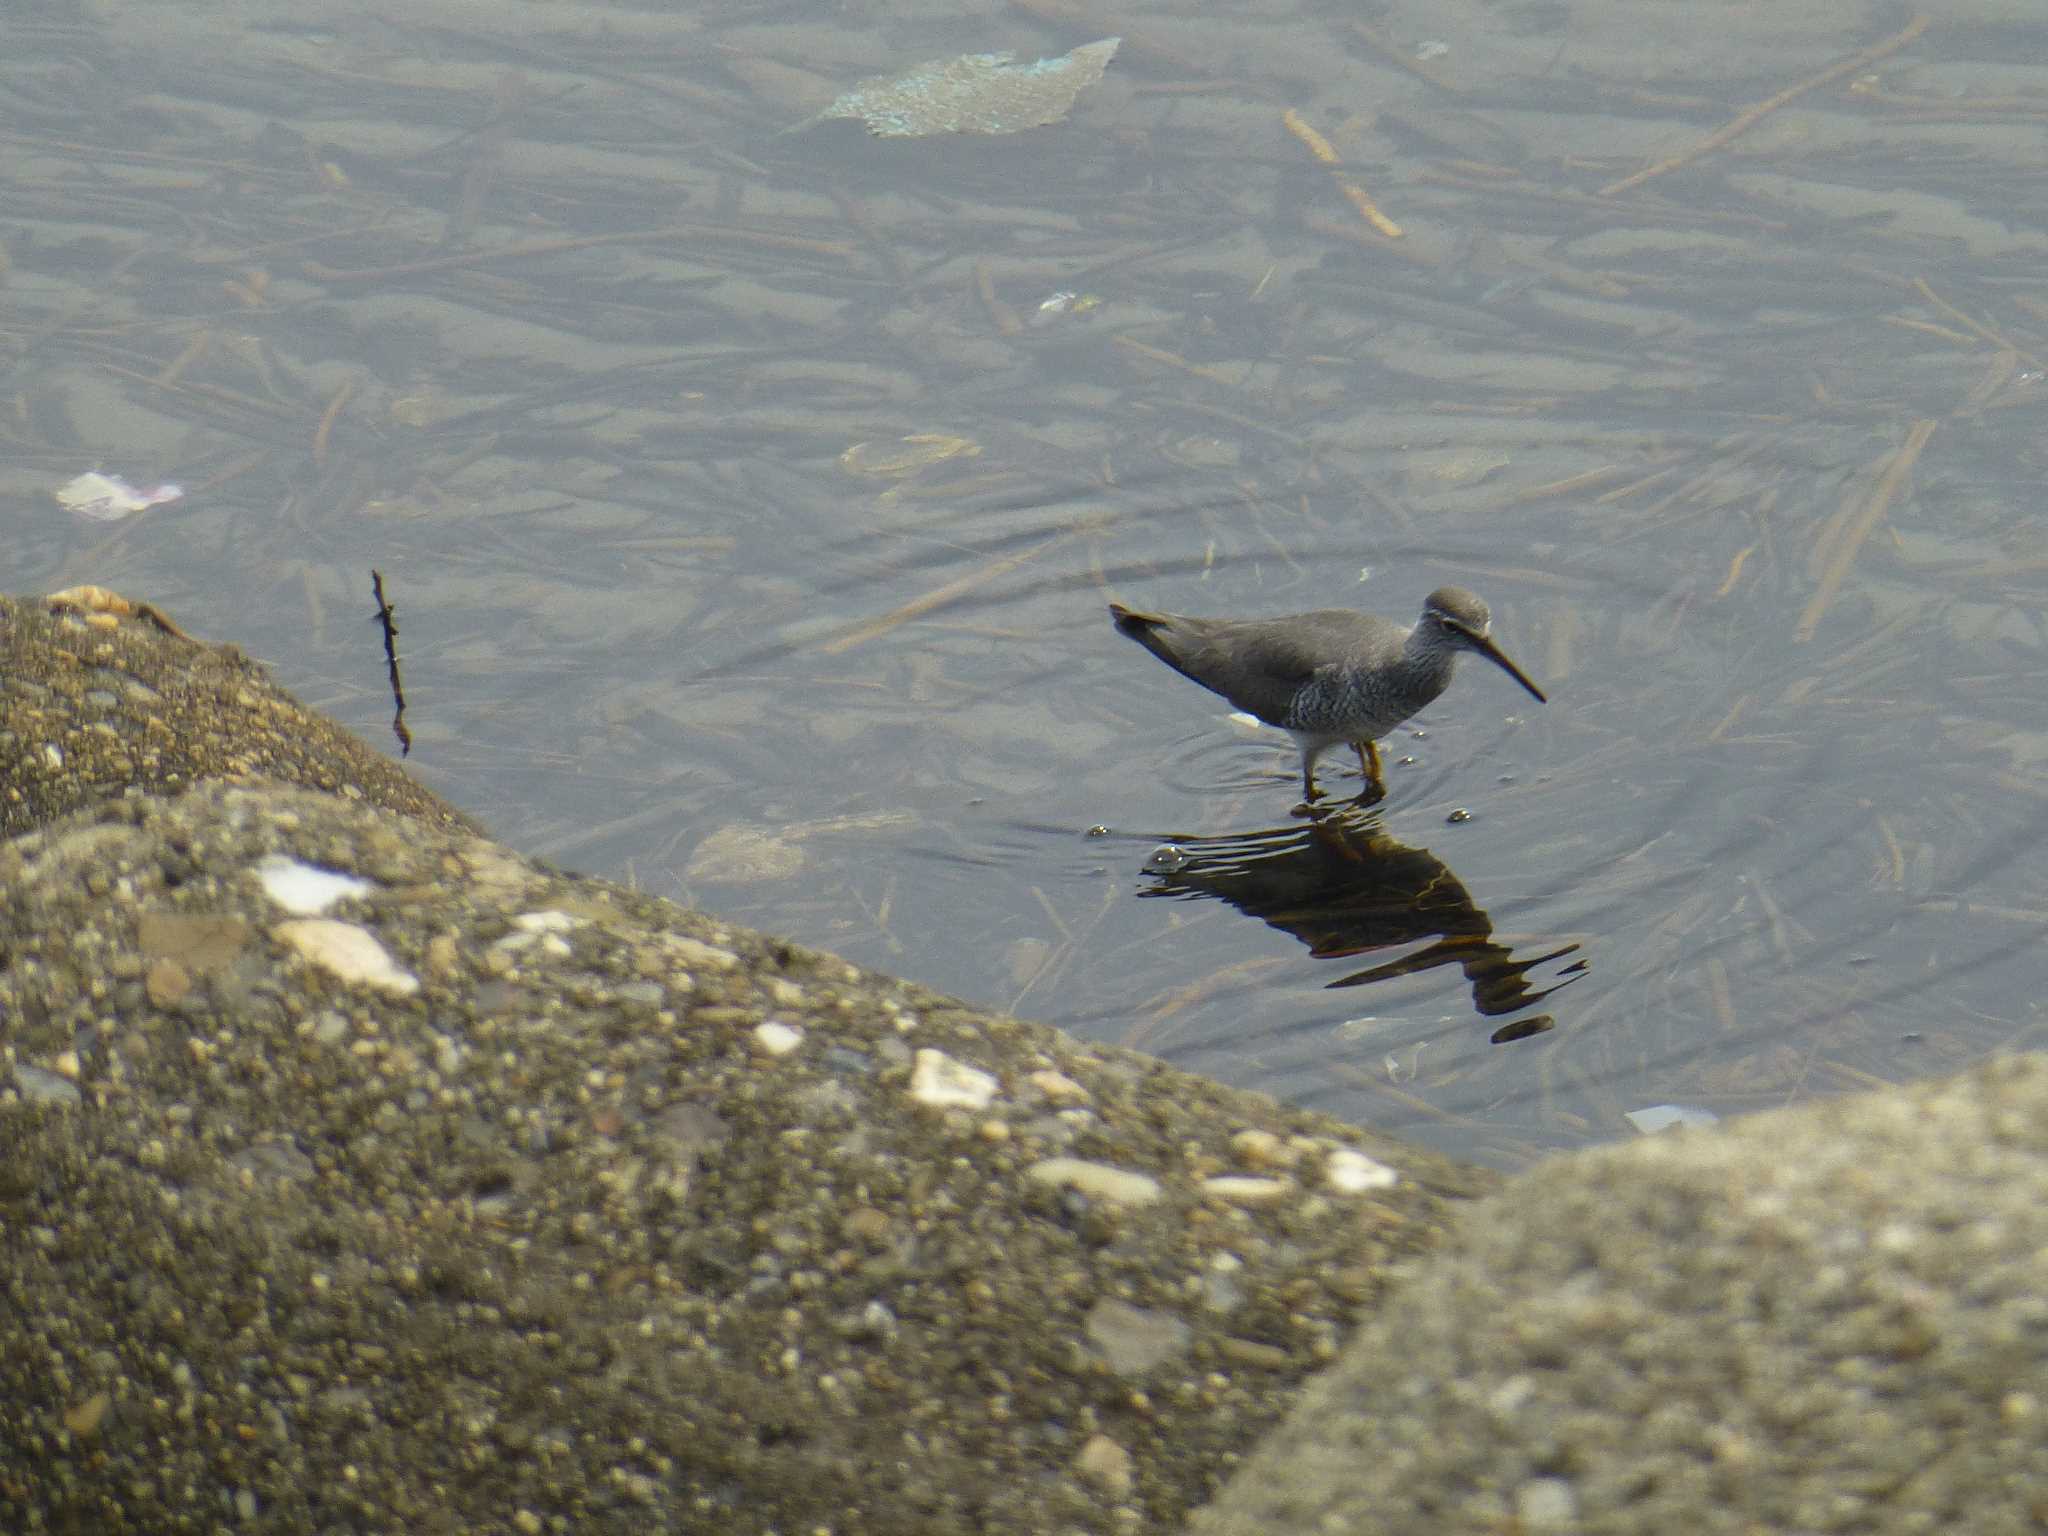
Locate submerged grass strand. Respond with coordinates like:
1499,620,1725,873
1600,14,1931,197
1796,419,1937,642
817,533,1071,655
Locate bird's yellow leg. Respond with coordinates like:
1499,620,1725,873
1293,748,1325,817
1355,739,1385,794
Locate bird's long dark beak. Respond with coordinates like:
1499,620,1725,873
1457,626,1547,703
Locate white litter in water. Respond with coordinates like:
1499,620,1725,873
55,472,184,521
1624,1103,1720,1135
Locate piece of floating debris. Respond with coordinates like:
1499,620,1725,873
54,471,183,521
814,37,1120,138
1032,290,1102,325
839,434,981,478
1624,1103,1720,1135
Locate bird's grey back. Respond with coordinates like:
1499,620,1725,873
1115,607,1407,729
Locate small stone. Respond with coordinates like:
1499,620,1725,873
1516,1477,1578,1529
753,1021,804,1057
1229,1128,1287,1167
1202,1175,1294,1205
1072,1432,1134,1498
425,933,461,977
1024,1158,1161,1207
12,1066,81,1107
512,909,581,934
842,1207,893,1246
1325,1147,1399,1192
1215,1336,1291,1370
1084,1298,1191,1374
1028,1069,1090,1103
145,956,192,1008
910,1048,999,1110
665,935,740,972
273,919,419,996
62,1391,111,1437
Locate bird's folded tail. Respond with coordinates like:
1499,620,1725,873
1108,603,1179,665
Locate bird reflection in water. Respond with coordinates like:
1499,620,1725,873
1139,799,1582,1043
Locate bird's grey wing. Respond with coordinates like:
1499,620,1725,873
1190,613,1369,727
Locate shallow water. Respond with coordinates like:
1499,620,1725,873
10,0,2048,1165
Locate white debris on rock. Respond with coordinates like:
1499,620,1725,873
254,854,373,916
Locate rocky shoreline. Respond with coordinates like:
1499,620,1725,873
3,591,2042,1534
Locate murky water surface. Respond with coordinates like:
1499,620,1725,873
10,0,2047,1164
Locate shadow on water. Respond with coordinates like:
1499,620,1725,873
1135,798,1584,1043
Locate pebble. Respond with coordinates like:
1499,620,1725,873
1203,1175,1295,1205
1085,1298,1191,1374
1073,1433,1134,1498
1325,1147,1400,1192
273,919,419,996
910,1047,999,1110
13,1064,81,1106
1024,1158,1161,1207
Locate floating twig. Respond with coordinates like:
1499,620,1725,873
1600,14,1930,197
1283,109,1403,239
